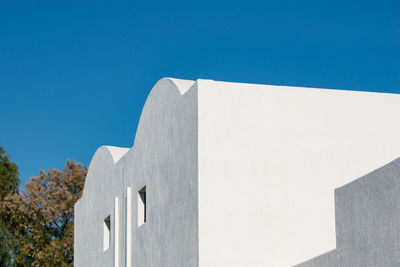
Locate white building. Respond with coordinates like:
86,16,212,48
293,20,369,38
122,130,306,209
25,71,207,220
74,78,400,267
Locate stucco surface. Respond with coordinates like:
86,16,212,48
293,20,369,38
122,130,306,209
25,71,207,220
197,79,400,266
296,158,400,267
75,77,400,267
74,78,198,267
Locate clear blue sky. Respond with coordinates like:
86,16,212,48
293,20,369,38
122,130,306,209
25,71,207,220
1,0,399,186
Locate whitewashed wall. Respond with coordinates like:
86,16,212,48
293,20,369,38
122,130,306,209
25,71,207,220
198,79,400,266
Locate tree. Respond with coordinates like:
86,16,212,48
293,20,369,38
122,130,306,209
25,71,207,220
0,147,20,199
0,146,20,266
0,160,87,266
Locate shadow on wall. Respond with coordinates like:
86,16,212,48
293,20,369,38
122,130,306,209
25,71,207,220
296,158,400,267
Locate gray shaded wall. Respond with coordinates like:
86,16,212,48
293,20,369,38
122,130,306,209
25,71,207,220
74,78,198,267
76,77,400,266
296,158,400,267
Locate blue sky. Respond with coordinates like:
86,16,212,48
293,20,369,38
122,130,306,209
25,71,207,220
1,0,399,186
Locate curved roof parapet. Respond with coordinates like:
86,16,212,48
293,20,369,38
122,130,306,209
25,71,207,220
165,77,195,95
131,77,197,147
102,146,130,164
81,77,195,200
80,146,129,201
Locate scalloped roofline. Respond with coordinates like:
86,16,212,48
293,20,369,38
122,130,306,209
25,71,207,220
164,77,196,95
102,146,130,164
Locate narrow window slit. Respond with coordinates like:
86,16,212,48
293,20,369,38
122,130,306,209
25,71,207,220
103,215,111,251
138,186,146,226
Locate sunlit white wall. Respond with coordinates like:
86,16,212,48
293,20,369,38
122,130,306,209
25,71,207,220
198,79,400,266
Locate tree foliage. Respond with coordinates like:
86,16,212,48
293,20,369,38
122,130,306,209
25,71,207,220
0,160,87,266
0,146,20,266
0,146,20,199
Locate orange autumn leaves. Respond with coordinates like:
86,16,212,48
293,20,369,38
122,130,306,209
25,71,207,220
0,161,87,266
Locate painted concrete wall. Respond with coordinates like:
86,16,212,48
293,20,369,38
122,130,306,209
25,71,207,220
76,77,400,267
197,79,400,266
75,146,127,267
296,158,400,267
75,78,198,267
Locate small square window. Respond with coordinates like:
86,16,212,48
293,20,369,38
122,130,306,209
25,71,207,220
103,215,111,251
138,186,146,226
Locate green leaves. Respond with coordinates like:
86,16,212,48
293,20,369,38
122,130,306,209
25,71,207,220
0,146,20,200
0,157,87,266
0,146,20,267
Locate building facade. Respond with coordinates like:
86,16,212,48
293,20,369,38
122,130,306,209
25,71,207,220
74,78,400,266
297,158,400,266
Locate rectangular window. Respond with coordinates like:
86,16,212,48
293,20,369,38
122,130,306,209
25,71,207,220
103,215,111,251
138,186,146,226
